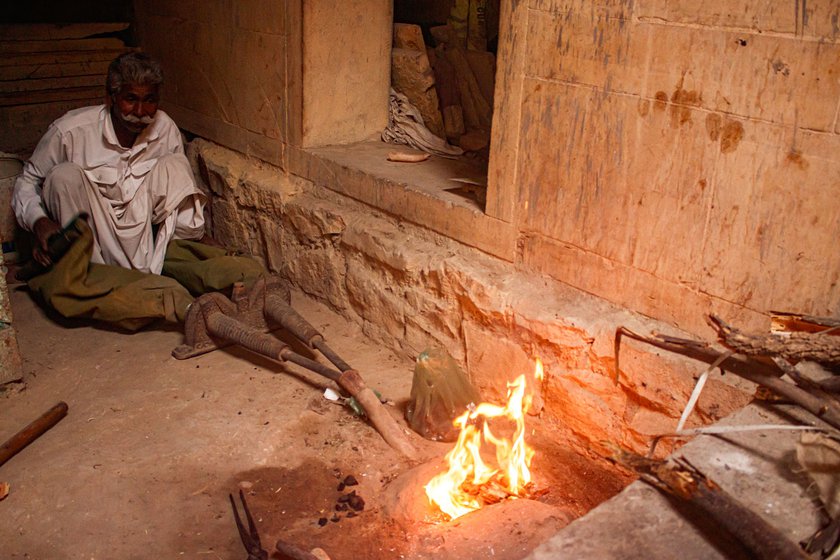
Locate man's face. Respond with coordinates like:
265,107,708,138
110,83,160,135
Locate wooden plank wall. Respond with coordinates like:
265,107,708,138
0,23,133,155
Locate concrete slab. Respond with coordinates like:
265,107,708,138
527,403,828,559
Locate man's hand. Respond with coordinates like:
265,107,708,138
32,217,62,266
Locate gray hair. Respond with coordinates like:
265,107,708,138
106,52,164,95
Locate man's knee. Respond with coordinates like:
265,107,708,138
43,162,86,200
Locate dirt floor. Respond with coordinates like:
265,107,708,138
2,276,630,560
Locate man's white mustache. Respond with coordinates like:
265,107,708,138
121,113,155,125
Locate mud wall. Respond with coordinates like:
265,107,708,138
492,0,840,336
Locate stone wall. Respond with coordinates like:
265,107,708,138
492,0,840,337
189,138,751,456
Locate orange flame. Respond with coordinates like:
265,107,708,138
424,360,542,520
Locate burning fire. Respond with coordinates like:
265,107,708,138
425,359,544,520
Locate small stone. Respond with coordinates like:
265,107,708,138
342,475,359,487
337,490,355,503
347,494,365,512
317,517,328,527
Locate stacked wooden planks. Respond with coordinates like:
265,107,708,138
0,23,134,155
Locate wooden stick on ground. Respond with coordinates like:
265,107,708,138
611,448,809,559
0,402,68,468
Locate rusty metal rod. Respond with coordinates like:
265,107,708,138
1,402,68,468
280,349,341,382
312,339,353,373
265,292,354,373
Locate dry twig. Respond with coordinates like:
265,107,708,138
614,327,840,432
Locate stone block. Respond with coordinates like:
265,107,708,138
259,215,348,310
302,0,391,147
391,47,446,138
543,368,646,452
463,321,545,413
283,199,346,245
464,50,496,106
516,78,714,280
234,0,286,34
0,251,22,385
393,23,425,51
803,1,840,41
0,154,22,243
341,217,439,275
345,254,407,342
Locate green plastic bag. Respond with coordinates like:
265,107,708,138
405,348,482,442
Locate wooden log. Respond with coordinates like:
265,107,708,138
444,46,492,129
0,49,130,68
0,74,102,94
0,402,68,467
614,327,840,431
0,38,127,55
0,86,103,107
712,315,840,366
0,60,110,81
612,450,809,559
0,23,130,41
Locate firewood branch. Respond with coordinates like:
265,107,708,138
609,448,809,559
614,327,840,432
711,315,840,366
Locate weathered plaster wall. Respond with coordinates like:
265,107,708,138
134,0,392,160
494,0,840,336
301,0,392,147
133,0,290,165
189,138,751,456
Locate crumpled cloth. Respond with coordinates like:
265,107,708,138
382,89,463,157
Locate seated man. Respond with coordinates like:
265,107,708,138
12,51,263,330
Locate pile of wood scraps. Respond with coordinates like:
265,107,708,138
389,22,495,157
612,312,840,559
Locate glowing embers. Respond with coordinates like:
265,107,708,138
425,359,544,520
